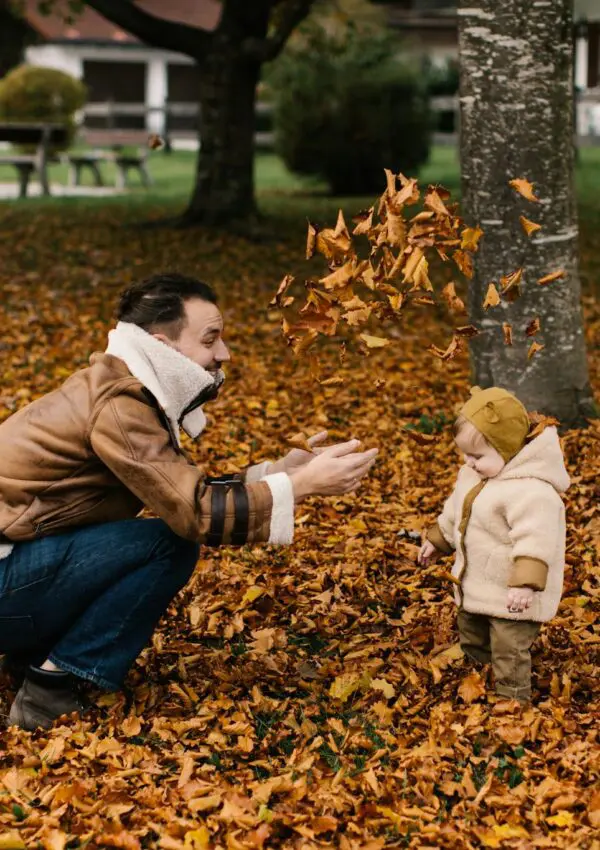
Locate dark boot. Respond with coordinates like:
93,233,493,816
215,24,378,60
8,667,87,731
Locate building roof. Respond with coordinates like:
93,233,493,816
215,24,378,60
23,0,222,44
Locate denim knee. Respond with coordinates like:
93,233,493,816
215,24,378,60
152,522,200,581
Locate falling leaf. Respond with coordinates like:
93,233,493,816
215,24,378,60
538,269,566,286
509,177,540,202
528,341,545,359
270,274,294,308
460,226,483,251
526,317,541,337
457,671,486,703
147,133,164,150
425,188,451,217
502,323,513,345
306,222,318,259
441,282,466,315
352,207,374,235
360,334,390,349
483,283,501,310
500,268,523,295
453,250,474,279
429,334,465,361
319,376,345,387
403,429,436,445
286,431,313,452
520,215,542,237
527,411,560,440
455,325,479,339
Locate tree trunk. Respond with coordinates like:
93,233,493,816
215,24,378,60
458,0,595,426
181,8,267,226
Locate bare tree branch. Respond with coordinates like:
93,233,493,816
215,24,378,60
244,0,315,61
84,0,210,60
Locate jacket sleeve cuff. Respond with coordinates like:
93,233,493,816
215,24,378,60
262,472,294,545
426,522,454,554
508,556,548,591
245,461,272,483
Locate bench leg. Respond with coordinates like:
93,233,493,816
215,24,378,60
91,162,104,187
17,166,31,199
140,162,152,188
115,165,126,190
68,163,78,187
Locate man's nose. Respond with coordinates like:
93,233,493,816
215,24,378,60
215,339,231,362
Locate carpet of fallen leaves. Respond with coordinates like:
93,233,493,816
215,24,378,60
0,203,598,850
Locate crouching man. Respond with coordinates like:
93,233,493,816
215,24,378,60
0,273,377,730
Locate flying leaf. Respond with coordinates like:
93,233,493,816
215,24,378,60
352,207,374,236
460,226,483,251
520,216,542,237
425,188,451,217
500,268,523,295
509,177,540,202
287,431,313,452
441,282,466,315
319,376,345,387
538,269,566,286
528,341,545,359
270,274,294,308
527,411,559,440
306,222,317,259
483,283,501,310
502,323,513,346
455,325,480,339
453,250,474,279
429,334,464,361
147,133,164,150
360,333,390,349
526,317,541,337
403,429,436,445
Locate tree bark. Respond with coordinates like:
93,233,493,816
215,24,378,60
458,0,595,426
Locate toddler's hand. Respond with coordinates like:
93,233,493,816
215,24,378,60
418,540,438,566
507,587,534,613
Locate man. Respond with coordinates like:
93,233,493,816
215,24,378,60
0,273,377,730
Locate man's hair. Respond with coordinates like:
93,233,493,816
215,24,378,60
116,273,218,338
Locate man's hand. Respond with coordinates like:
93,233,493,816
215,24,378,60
417,540,438,566
289,440,378,501
269,431,329,476
507,587,534,613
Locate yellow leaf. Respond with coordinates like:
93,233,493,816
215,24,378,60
546,811,575,828
241,585,264,605
509,177,540,202
500,268,523,294
319,375,345,387
520,216,542,237
480,823,529,847
528,341,545,359
377,806,403,827
0,835,27,850
482,283,500,310
537,269,566,286
360,334,390,349
184,827,210,850
258,804,274,823
460,226,483,251
371,678,396,699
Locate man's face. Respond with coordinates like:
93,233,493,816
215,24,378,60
154,297,230,374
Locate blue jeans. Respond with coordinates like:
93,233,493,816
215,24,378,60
0,519,199,690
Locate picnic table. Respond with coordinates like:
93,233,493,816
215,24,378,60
0,122,68,197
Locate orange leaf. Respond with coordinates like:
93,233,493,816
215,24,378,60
453,250,474,279
429,334,465,361
520,215,542,237
460,226,484,251
270,274,294,308
352,206,374,236
537,269,566,286
509,177,540,202
457,671,486,704
500,268,523,294
360,333,390,349
286,432,313,452
483,283,501,310
526,317,541,337
147,133,164,150
502,323,513,345
441,281,466,315
424,188,451,217
306,222,317,259
528,341,545,359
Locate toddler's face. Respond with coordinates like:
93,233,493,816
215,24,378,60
455,426,505,478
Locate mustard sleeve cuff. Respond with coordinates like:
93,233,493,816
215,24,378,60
426,522,454,555
508,556,548,591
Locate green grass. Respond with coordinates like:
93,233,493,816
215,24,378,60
0,144,598,226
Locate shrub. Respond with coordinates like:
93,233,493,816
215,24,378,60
270,25,431,195
0,64,87,151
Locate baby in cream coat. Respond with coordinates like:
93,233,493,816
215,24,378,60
418,387,570,702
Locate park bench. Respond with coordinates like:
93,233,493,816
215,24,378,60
0,123,68,197
66,129,152,189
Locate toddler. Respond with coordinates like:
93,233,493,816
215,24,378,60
418,387,570,702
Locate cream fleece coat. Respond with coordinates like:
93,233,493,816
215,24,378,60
436,427,570,622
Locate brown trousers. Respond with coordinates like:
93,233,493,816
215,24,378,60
457,610,541,702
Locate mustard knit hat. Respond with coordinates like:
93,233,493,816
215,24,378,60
459,386,530,462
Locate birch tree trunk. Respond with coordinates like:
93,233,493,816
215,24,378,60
459,0,595,426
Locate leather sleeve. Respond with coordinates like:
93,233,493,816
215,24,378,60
89,388,273,545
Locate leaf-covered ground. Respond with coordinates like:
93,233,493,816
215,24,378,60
0,199,598,850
